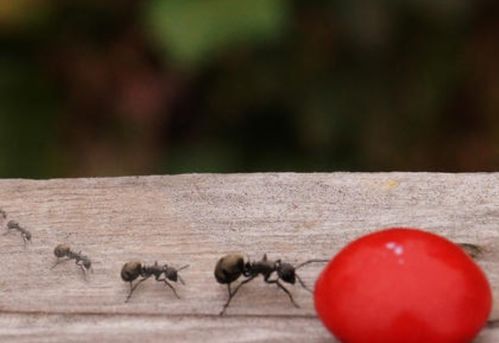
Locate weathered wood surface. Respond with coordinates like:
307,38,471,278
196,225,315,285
0,173,498,342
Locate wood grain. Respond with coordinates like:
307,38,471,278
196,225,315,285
0,173,498,342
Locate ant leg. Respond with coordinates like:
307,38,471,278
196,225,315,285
219,283,233,316
231,276,256,297
76,260,83,269
220,276,256,316
266,279,300,308
219,284,232,316
157,278,180,299
125,277,149,303
295,274,312,293
76,260,88,279
51,258,70,269
22,235,27,248
176,265,189,285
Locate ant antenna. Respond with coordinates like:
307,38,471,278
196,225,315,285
293,259,329,293
51,259,69,269
177,265,189,285
295,274,312,293
295,259,329,270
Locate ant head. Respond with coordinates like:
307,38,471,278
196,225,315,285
214,254,245,284
0,209,6,219
54,244,70,257
25,231,32,241
164,266,178,281
83,259,92,270
277,262,296,284
121,261,142,282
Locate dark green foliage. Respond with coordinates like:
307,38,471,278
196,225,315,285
1,1,498,177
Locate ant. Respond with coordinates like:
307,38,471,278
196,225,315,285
0,209,7,228
458,243,483,259
214,253,328,315
3,220,32,247
52,244,92,275
121,261,189,302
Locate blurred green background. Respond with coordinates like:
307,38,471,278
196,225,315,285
0,0,498,178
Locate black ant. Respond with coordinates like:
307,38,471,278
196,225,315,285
0,209,7,229
121,261,189,302
458,243,483,259
52,244,92,274
3,220,32,247
214,253,328,315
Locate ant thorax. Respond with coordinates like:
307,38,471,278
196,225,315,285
142,263,166,278
246,259,276,277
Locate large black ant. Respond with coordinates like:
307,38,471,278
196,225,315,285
52,244,92,275
121,261,189,302
3,220,32,247
214,253,328,315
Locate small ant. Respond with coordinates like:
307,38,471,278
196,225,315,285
52,244,92,275
121,261,189,302
214,253,328,315
3,220,32,247
458,243,483,259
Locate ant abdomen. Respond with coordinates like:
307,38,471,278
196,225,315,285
121,261,142,282
214,254,245,284
54,244,70,258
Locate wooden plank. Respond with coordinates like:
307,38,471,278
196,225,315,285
0,313,329,343
0,173,498,342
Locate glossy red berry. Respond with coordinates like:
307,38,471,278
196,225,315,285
314,227,492,343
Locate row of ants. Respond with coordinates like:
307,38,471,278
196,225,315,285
2,208,482,315
122,253,328,315
1,209,92,273
1,209,32,245
2,208,327,315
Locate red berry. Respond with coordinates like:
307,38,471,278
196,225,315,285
314,227,492,343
